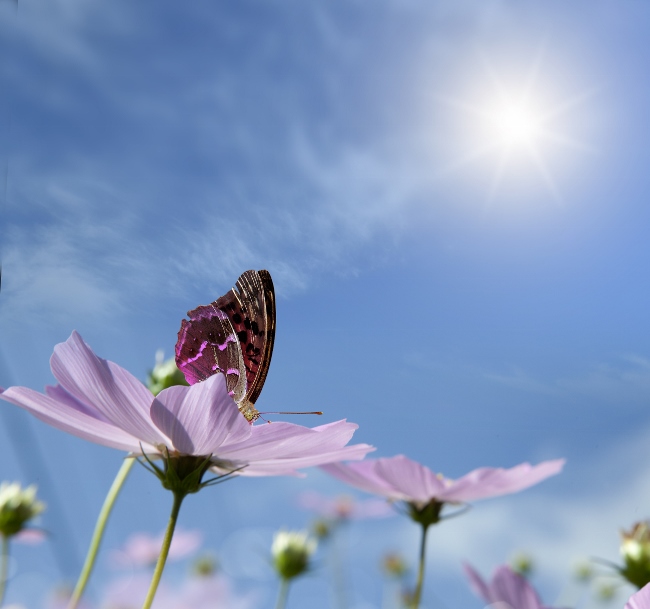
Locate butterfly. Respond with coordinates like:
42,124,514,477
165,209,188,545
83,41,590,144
175,270,276,422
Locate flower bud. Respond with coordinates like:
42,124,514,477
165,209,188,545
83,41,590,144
311,518,332,540
0,482,45,538
271,530,316,580
147,351,189,396
573,560,594,582
381,552,408,579
510,552,534,577
620,522,650,588
192,553,219,577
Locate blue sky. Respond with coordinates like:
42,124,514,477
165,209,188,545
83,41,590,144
2,0,650,607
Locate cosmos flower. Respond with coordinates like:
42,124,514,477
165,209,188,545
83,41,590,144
271,530,318,580
464,563,561,609
298,491,394,520
627,583,650,609
0,482,45,538
0,332,373,478
110,528,203,569
322,454,565,512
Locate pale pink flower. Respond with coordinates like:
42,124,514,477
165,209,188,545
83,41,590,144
464,563,563,609
627,584,650,609
0,332,373,477
111,528,202,568
101,572,255,609
322,454,564,509
298,491,394,520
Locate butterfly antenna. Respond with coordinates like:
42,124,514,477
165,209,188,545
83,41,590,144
258,410,323,416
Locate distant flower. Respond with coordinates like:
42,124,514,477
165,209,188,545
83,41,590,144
298,491,394,521
627,583,650,609
511,552,535,577
101,571,255,609
464,563,562,609
0,332,373,480
381,552,409,579
324,455,564,609
13,528,47,545
323,455,565,523
191,553,219,577
101,574,173,609
0,482,45,538
573,559,594,582
177,572,256,609
271,530,317,581
111,528,202,569
620,522,650,588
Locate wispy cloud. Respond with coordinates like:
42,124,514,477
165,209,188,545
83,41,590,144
485,355,650,405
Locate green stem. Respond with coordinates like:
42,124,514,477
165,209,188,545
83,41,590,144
411,524,429,609
274,578,291,609
68,457,135,609
0,534,9,607
141,491,185,609
330,526,348,609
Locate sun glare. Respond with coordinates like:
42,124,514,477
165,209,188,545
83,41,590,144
490,100,542,146
432,52,592,203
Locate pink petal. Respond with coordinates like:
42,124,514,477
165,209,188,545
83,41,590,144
218,420,355,460
235,443,374,476
462,563,492,604
375,455,448,504
627,584,650,609
45,384,111,421
150,374,250,455
440,460,565,503
1,386,148,452
50,332,167,446
490,565,543,609
321,460,397,498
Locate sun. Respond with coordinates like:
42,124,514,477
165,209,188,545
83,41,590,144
432,52,593,203
489,99,542,146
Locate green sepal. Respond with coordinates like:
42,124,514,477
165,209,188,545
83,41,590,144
407,500,444,528
139,448,214,497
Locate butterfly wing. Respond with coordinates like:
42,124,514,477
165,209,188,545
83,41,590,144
175,270,276,421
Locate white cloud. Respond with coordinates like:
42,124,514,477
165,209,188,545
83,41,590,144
485,355,650,405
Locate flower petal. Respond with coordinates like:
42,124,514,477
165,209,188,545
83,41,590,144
150,374,251,455
321,460,397,498
50,332,167,446
439,460,565,503
490,565,543,609
627,583,650,609
219,420,359,461
375,455,448,504
45,384,111,421
462,563,492,604
233,443,375,477
0,386,147,452
208,419,373,476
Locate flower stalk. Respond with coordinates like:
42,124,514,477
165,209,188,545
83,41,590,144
411,523,430,609
274,577,291,609
141,490,185,609
0,534,9,607
67,458,135,609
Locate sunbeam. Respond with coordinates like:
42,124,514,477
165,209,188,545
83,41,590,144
432,50,594,205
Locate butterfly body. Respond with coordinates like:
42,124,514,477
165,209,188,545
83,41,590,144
175,270,275,422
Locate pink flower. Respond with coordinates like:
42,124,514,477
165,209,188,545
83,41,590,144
322,454,564,510
627,584,650,609
464,563,562,609
0,332,373,477
298,491,394,520
111,528,202,569
102,572,255,609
